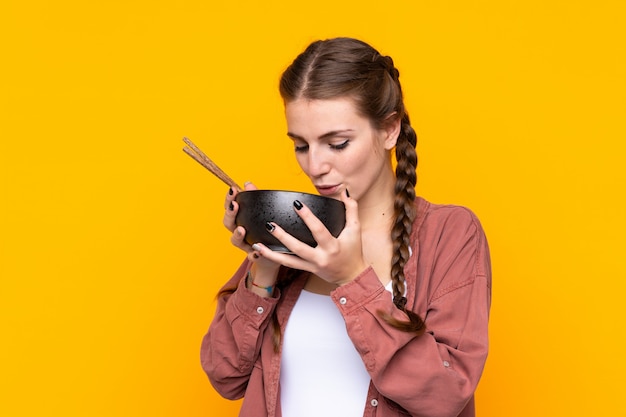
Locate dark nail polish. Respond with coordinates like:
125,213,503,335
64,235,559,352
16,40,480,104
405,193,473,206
229,202,234,211
228,187,233,195
293,200,303,210
345,189,350,198
265,222,275,232
253,253,260,259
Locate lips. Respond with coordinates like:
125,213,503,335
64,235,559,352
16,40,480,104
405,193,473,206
315,184,341,196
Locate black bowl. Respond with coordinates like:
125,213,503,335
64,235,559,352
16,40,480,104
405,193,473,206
235,190,346,253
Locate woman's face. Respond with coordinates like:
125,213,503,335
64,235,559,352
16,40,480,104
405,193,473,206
284,97,399,203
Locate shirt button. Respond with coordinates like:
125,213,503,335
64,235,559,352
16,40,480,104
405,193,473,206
339,297,347,305
370,399,378,407
443,361,450,367
256,306,264,314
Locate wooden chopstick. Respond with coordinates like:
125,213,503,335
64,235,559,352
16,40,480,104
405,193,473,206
182,137,242,190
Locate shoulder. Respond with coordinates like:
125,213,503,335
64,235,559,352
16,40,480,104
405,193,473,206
414,196,485,236
412,197,491,278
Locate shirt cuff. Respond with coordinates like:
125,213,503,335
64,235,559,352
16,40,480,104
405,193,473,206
228,270,280,323
330,266,386,313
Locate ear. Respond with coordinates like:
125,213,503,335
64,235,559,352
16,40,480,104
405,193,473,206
382,112,401,150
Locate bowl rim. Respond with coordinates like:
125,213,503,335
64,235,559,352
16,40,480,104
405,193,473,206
234,189,344,202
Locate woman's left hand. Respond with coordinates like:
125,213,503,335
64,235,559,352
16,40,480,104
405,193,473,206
251,190,368,286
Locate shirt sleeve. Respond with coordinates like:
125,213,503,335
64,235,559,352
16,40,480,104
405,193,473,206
331,207,491,417
200,260,280,400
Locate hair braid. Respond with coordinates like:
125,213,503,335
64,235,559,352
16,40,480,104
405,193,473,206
391,117,416,305
379,115,425,333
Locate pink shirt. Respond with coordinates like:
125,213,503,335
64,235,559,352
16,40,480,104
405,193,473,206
201,197,492,417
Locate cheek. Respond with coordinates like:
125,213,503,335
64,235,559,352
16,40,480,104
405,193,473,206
345,148,375,174
339,158,358,175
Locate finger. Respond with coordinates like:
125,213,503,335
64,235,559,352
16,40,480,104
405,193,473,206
223,186,238,210
247,250,261,262
291,199,335,247
243,181,258,191
229,226,249,249
224,180,256,211
252,241,309,271
264,220,318,260
223,198,239,232
338,188,360,237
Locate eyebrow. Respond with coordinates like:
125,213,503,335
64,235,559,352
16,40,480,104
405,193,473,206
287,129,355,141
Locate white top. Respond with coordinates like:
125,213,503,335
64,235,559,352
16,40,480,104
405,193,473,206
280,282,395,417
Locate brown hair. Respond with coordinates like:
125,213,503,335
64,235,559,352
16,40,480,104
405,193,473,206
279,37,425,337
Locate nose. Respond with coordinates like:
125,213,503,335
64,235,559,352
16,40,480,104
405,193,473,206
305,147,330,178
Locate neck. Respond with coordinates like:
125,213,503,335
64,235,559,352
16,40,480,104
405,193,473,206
357,178,396,231
360,201,395,233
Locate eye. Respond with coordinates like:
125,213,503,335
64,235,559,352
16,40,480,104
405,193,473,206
329,140,349,150
294,143,309,153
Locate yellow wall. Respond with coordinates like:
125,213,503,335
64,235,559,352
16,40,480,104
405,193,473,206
1,1,624,415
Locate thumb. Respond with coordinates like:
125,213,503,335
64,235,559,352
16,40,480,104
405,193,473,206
340,188,359,231
243,181,259,191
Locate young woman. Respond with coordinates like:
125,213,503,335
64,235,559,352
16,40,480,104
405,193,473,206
201,37,492,417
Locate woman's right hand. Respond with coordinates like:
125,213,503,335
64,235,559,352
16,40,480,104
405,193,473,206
223,182,259,253
223,182,281,294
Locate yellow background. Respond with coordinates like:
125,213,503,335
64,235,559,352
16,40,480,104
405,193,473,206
2,1,624,416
